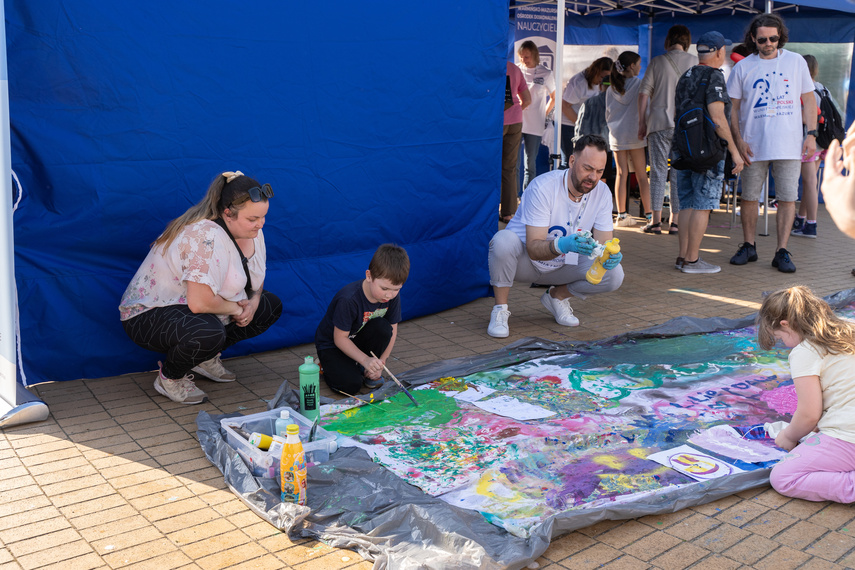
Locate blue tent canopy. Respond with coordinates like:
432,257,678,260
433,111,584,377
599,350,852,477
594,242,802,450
9,1,508,384
7,0,855,386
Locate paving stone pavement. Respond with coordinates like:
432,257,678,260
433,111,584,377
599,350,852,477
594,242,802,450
3,203,855,569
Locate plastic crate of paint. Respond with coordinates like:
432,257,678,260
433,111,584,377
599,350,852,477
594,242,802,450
220,407,337,478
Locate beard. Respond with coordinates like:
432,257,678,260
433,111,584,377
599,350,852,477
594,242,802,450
570,167,596,194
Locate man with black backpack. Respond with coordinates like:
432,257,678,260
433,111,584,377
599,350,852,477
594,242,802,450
672,32,743,274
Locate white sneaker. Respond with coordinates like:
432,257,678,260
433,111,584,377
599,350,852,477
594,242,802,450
487,305,511,338
541,287,579,326
154,364,208,404
192,353,236,382
615,215,636,227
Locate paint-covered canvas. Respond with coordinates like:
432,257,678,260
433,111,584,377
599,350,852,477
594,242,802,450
321,307,855,538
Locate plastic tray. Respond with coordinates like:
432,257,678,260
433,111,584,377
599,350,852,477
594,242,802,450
220,407,337,478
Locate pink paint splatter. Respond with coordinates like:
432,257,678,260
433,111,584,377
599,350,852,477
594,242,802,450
761,384,798,415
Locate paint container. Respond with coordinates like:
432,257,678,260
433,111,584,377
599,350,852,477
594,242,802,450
585,238,620,285
299,356,320,421
280,424,307,506
247,432,273,450
229,424,274,451
274,409,292,438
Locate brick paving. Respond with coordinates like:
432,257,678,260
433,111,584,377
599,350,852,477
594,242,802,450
3,203,855,569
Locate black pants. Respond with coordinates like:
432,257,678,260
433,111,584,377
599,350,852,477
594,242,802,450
316,317,393,395
122,291,282,379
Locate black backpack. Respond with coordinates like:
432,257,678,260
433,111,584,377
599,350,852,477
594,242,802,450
671,66,727,173
815,86,845,150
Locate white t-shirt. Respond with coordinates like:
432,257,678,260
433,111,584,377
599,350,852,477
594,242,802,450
119,219,267,324
726,49,815,161
789,340,855,445
506,169,614,271
561,71,600,127
519,63,556,136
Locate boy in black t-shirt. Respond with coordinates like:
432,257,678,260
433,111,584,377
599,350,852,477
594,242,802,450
315,244,410,395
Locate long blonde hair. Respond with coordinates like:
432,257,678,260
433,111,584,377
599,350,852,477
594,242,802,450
757,286,855,354
153,171,262,250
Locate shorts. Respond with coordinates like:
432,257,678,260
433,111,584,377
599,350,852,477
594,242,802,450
675,159,724,211
740,159,800,202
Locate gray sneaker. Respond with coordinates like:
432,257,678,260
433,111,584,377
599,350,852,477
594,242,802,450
681,258,721,274
154,365,208,404
192,353,236,382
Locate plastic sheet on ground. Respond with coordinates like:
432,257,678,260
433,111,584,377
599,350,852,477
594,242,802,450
197,288,855,569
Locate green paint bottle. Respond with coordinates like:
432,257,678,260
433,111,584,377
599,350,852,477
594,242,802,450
299,356,320,421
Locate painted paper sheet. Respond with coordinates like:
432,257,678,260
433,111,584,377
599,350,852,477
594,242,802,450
646,445,744,481
321,305,855,538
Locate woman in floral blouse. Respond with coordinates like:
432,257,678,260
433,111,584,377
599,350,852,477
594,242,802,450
119,171,282,404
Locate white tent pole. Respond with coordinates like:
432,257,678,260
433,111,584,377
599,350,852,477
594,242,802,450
0,0,49,428
647,15,653,63
763,0,772,236
0,0,17,416
553,0,565,170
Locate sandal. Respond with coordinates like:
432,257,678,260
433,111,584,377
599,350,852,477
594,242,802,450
669,223,679,235
642,222,661,234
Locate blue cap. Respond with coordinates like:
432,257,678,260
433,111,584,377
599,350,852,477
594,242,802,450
696,31,732,53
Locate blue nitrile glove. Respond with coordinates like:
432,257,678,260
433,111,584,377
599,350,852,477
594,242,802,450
603,252,623,270
555,234,595,256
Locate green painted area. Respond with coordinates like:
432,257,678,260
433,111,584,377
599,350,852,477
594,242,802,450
322,389,459,436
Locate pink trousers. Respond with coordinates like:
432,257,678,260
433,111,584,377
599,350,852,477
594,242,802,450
770,432,855,503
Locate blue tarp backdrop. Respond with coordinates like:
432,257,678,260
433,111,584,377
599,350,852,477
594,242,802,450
8,1,508,384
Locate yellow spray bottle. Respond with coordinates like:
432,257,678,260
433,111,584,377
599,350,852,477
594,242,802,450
586,238,620,285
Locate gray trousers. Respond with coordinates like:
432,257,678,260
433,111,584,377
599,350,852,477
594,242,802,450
488,229,624,299
648,129,680,214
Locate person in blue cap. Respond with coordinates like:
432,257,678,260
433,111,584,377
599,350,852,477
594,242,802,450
673,31,744,274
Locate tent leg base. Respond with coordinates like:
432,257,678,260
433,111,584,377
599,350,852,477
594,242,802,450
0,384,50,428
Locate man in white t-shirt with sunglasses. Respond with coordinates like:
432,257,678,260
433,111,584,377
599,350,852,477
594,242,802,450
727,13,817,273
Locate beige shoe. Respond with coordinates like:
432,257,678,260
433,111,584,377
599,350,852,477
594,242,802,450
192,353,236,382
154,364,207,404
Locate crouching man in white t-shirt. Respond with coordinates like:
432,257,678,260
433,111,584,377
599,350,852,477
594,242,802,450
487,134,625,338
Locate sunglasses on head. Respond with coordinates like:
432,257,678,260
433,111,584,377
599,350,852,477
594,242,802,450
246,183,274,202
755,35,779,44
225,183,274,210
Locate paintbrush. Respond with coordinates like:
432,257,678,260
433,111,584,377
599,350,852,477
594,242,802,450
370,351,419,406
308,416,319,442
338,390,372,406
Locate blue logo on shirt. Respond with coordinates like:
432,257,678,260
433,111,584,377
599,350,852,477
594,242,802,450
548,225,568,238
